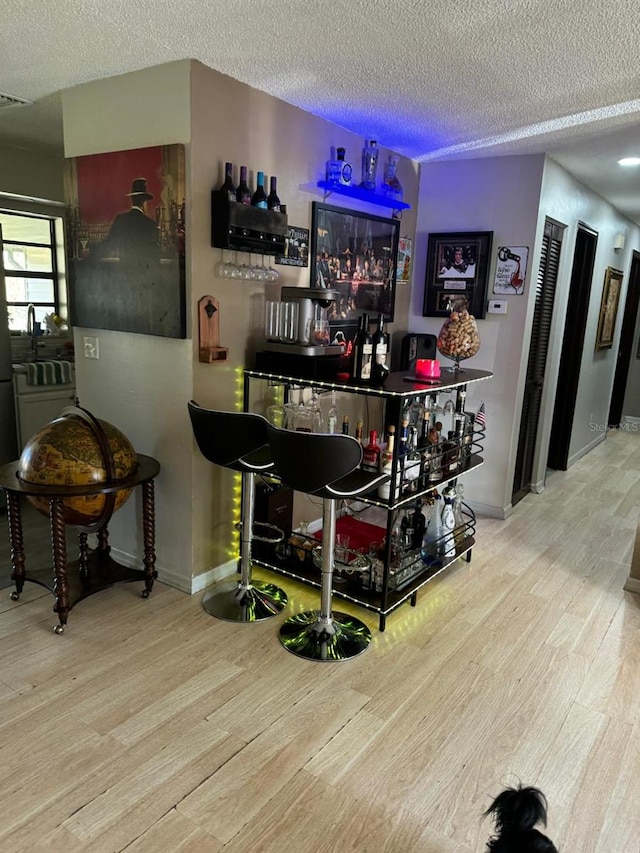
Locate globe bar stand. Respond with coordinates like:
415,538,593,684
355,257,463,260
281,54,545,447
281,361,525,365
0,454,160,634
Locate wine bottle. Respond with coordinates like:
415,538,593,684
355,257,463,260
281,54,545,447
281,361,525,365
352,313,372,383
342,415,349,435
251,172,268,208
220,162,236,202
371,314,390,384
267,176,281,211
236,166,251,205
378,425,396,500
355,420,363,444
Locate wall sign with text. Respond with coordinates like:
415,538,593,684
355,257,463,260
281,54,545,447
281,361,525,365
493,246,529,295
275,225,309,267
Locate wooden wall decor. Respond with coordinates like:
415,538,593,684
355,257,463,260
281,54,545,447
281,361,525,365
198,296,228,363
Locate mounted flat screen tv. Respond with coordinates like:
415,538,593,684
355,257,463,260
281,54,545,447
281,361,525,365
310,202,399,330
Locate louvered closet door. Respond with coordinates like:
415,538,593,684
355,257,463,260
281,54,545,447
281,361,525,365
512,220,564,506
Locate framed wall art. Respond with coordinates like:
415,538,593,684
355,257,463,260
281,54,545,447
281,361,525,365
310,201,400,325
64,144,186,339
595,266,624,351
422,230,493,318
493,246,529,295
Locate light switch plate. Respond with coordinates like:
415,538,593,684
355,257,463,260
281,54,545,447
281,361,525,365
83,335,99,359
487,300,508,314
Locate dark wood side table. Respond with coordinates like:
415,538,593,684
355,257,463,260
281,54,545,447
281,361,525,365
0,454,160,634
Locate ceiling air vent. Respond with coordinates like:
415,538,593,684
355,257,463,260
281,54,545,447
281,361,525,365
0,92,33,109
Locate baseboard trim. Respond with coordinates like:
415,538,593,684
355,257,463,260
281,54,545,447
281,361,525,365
624,576,640,595
466,500,510,520
109,547,236,596
567,432,606,467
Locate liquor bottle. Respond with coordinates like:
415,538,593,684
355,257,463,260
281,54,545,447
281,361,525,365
371,314,390,384
355,420,364,444
236,166,251,205
342,415,350,435
267,176,281,211
453,483,468,544
337,147,353,185
362,430,381,473
419,407,431,449
410,499,426,550
441,486,457,558
326,147,353,186
251,171,268,208
378,425,396,500
220,162,236,202
361,139,378,190
352,314,373,383
327,391,338,433
382,155,403,202
404,426,422,494
422,492,443,565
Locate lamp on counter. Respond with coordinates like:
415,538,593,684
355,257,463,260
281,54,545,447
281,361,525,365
614,233,626,252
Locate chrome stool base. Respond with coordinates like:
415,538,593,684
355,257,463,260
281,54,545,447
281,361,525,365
203,578,288,622
279,610,372,661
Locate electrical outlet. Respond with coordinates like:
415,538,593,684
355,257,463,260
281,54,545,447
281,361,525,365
487,300,508,315
83,335,99,359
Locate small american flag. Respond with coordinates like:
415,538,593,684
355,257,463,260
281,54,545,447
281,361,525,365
475,402,486,430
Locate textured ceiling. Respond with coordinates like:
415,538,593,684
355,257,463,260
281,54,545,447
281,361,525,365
2,0,640,221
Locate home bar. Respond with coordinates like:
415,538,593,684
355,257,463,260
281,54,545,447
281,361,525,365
2,46,640,852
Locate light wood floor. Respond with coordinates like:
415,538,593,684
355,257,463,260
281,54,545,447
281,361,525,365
1,429,639,852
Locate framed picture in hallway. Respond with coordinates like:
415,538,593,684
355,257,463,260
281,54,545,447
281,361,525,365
423,230,493,318
595,266,623,351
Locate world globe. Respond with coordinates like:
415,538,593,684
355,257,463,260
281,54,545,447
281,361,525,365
17,407,138,529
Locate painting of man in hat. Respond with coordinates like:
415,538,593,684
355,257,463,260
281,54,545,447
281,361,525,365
64,144,186,338
100,177,159,260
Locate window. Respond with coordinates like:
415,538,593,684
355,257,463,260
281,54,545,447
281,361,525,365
1,211,64,332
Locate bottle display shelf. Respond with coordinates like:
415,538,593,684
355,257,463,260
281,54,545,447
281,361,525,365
244,367,492,631
252,504,476,632
317,180,411,212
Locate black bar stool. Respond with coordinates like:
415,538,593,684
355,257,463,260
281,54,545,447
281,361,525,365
188,401,288,622
267,424,388,662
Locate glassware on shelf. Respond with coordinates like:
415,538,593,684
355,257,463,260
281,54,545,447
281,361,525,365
436,304,481,371
265,301,281,341
279,301,299,343
304,389,324,433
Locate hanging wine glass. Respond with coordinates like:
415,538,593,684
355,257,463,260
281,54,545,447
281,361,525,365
225,251,241,279
238,252,252,280
216,250,230,278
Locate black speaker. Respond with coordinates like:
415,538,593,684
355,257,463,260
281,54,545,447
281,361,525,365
399,334,437,372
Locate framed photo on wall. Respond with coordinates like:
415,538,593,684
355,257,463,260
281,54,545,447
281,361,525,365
422,230,493,318
310,201,400,325
595,266,624,350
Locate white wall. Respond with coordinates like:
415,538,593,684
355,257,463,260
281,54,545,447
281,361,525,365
0,142,64,203
411,153,640,519
411,155,545,517
61,60,194,591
